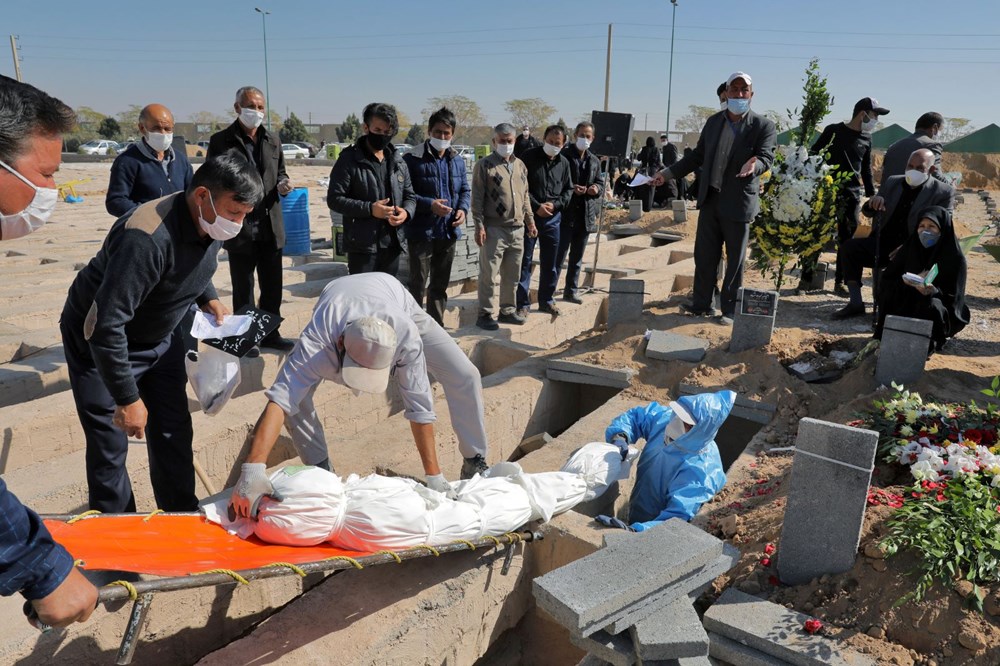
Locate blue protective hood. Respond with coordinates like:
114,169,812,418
669,391,738,454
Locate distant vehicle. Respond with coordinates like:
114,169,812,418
196,140,210,150
455,145,475,170
292,141,318,157
282,143,310,159
79,140,122,156
395,143,413,155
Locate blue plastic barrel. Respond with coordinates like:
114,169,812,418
281,187,311,256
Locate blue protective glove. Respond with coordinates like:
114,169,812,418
610,434,629,461
595,514,635,531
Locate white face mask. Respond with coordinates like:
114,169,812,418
429,137,451,152
522,130,530,138
860,115,878,133
576,137,592,151
543,142,562,157
198,191,243,241
495,143,514,158
239,107,265,130
144,131,174,153
0,159,58,240
905,169,929,188
666,415,688,442
720,101,728,110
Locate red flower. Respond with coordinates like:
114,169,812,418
768,575,780,586
912,492,923,499
803,619,823,634
756,478,768,485
764,543,775,555
760,557,771,567
964,429,983,444
936,493,946,502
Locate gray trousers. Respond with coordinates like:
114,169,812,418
692,193,749,317
284,313,489,466
477,225,524,317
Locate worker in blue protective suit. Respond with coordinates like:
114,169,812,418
596,390,735,532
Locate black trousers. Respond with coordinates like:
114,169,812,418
838,234,896,285
348,246,402,277
229,240,284,338
61,316,196,513
692,192,749,317
407,238,456,326
556,215,590,295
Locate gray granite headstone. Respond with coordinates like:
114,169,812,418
776,418,878,586
607,278,645,327
875,315,933,387
729,288,777,352
629,200,643,221
671,199,687,222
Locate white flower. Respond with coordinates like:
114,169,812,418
911,459,942,481
898,442,923,465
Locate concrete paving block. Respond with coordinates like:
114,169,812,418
703,589,874,665
533,519,722,636
547,368,632,389
730,288,777,353
777,418,878,585
548,359,636,383
646,330,709,363
875,315,933,387
603,543,739,635
608,278,645,327
517,431,553,456
707,632,786,666
570,628,636,666
631,597,709,660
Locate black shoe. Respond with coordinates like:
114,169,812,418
498,311,526,325
261,335,296,352
245,345,261,358
680,303,716,317
539,303,561,316
476,315,500,331
562,292,584,304
833,283,849,298
831,303,866,320
460,454,489,480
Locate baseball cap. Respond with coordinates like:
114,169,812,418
726,71,752,87
853,97,890,116
668,400,696,426
341,316,397,393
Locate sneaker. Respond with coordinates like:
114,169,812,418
831,303,866,320
562,292,584,304
261,335,296,352
680,303,716,317
476,315,500,331
516,307,530,320
498,311,526,325
833,282,849,298
539,303,561,316
717,314,734,326
461,454,489,480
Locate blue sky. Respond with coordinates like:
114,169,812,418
5,0,998,134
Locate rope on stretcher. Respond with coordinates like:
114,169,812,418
109,580,139,601
410,545,440,557
483,535,502,548
262,562,307,577
142,509,165,522
65,509,101,524
373,550,403,563
323,555,364,569
199,569,250,585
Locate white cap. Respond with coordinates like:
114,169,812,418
726,71,752,87
341,317,397,393
668,400,696,426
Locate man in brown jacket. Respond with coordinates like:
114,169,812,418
472,123,536,330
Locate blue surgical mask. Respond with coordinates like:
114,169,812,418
727,98,750,115
919,230,940,248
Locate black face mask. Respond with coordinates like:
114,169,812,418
366,133,392,151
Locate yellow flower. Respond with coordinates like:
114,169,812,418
905,410,918,424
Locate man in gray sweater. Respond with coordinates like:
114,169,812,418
472,123,536,330
61,151,263,512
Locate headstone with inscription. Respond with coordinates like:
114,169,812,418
203,306,283,358
729,288,777,352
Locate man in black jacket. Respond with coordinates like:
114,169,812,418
327,102,416,277
881,112,945,184
61,152,263,513
207,86,295,352
514,125,541,160
557,121,603,303
806,96,888,294
517,125,573,317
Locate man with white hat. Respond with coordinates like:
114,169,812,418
652,71,776,325
230,272,490,517
595,391,735,532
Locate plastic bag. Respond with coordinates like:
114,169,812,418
559,441,640,502
185,344,241,416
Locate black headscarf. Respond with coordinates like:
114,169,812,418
882,204,970,333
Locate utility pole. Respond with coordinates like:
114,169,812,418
665,0,678,135
603,24,612,112
254,8,271,131
9,35,22,82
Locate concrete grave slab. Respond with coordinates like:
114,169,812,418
875,315,933,387
703,589,875,665
651,231,684,247
646,330,709,363
547,368,633,390
533,519,722,637
630,597,709,660
730,288,777,352
570,627,637,666
607,278,645,327
548,359,637,384
707,632,786,666
677,384,777,426
777,418,878,586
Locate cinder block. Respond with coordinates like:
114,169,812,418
630,597,709,660
570,628,636,666
548,359,636,383
707,632,785,666
875,315,933,387
608,278,645,327
777,418,878,585
645,331,709,363
533,519,722,637
547,368,632,389
703,589,875,666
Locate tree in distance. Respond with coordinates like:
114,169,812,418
674,105,717,133
505,98,556,131
405,124,426,145
337,113,362,142
98,117,121,140
423,95,486,131
279,112,310,143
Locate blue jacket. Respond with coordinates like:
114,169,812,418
0,478,74,599
605,391,734,532
402,141,471,242
106,139,193,218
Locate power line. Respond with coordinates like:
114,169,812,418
617,48,1000,66
620,34,1000,52
616,22,1000,38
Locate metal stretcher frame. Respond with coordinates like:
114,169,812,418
40,512,543,665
